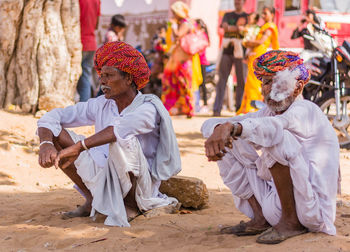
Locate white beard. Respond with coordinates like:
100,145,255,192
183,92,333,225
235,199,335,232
265,94,295,113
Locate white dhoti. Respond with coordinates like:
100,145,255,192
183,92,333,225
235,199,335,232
68,130,178,227
218,130,336,235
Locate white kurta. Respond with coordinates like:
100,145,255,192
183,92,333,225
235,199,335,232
38,92,159,169
37,92,178,226
201,98,339,235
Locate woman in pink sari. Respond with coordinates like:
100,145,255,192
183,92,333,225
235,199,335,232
161,1,194,117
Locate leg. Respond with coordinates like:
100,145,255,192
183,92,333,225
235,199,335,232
200,64,208,106
54,129,92,217
123,172,140,220
233,58,246,111
213,54,233,115
268,162,305,234
218,139,271,235
77,51,95,102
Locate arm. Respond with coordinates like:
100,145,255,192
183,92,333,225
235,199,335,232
222,14,247,34
244,29,272,48
202,109,265,161
204,122,243,161
55,102,158,169
55,126,116,169
291,27,302,39
172,21,190,40
37,98,98,137
38,127,58,168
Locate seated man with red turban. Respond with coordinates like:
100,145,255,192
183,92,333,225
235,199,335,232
201,50,339,244
37,41,181,227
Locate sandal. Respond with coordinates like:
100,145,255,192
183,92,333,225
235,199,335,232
220,221,270,236
256,227,308,244
62,205,90,219
127,210,142,223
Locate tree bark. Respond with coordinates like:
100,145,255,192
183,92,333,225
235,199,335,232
0,0,81,113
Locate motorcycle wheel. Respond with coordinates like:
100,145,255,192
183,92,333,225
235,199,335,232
316,92,350,149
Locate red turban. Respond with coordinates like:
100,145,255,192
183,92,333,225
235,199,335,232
94,41,151,90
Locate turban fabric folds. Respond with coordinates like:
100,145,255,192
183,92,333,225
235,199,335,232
94,41,151,90
253,50,310,85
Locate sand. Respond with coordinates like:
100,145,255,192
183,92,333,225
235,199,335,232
0,109,350,252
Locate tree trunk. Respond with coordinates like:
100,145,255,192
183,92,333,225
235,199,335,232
0,0,81,113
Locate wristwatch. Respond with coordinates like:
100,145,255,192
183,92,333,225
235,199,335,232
230,123,239,139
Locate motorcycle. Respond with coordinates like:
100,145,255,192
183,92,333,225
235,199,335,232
302,27,350,148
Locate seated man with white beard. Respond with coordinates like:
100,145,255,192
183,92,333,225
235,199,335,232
201,50,339,244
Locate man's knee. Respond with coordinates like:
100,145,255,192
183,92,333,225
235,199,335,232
265,130,302,167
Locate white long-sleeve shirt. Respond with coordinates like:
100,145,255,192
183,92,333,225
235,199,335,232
37,92,160,168
202,99,340,235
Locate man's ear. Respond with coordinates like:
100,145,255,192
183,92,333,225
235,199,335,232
293,80,304,96
126,73,133,85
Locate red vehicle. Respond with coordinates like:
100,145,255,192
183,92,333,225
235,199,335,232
219,0,350,48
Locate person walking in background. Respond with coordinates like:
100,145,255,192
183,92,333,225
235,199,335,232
77,0,101,102
104,14,126,43
236,6,279,114
161,1,194,118
213,0,248,117
195,19,210,113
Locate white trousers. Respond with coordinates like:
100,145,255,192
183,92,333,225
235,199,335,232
218,130,336,235
68,130,178,227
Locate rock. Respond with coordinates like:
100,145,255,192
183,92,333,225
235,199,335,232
143,203,181,218
160,176,209,209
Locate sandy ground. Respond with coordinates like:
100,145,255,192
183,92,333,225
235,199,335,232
1,109,350,251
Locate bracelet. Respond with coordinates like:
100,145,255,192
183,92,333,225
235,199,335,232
39,140,54,147
230,123,239,139
81,139,89,150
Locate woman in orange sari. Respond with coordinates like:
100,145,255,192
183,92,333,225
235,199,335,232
236,6,279,114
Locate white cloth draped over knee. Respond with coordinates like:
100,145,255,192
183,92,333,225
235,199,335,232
70,131,178,227
201,99,340,235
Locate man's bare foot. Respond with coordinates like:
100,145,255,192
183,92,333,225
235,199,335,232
62,202,91,219
125,206,140,222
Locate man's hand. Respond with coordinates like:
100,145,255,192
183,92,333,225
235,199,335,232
39,143,58,168
222,22,229,32
204,122,234,161
54,142,83,170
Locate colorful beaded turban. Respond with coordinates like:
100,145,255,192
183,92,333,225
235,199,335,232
94,41,151,90
253,50,310,84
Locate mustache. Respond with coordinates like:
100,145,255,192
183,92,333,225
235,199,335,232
101,85,111,90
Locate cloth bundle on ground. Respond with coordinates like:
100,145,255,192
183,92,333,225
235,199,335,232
94,41,151,89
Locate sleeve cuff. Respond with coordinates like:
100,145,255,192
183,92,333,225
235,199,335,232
239,119,256,140
37,123,62,137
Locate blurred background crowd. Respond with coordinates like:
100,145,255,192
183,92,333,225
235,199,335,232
78,0,350,118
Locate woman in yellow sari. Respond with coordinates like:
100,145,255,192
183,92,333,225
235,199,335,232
236,7,279,114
